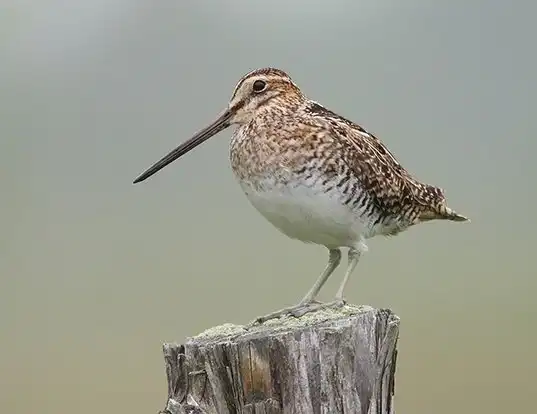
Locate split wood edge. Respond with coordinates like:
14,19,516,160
159,305,400,414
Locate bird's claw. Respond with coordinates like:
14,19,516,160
247,299,346,328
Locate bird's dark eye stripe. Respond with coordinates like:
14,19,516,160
252,80,266,92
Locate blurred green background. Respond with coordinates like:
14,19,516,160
2,1,535,413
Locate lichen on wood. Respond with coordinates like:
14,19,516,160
160,305,399,414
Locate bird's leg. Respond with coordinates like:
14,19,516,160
250,248,341,326
333,246,361,305
277,245,363,316
298,248,342,306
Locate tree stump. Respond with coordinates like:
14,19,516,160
159,305,400,414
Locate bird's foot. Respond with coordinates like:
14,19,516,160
248,299,346,327
296,298,346,315
247,300,320,327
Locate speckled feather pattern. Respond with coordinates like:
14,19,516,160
228,68,466,247
131,66,469,314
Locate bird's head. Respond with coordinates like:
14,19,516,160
133,67,303,183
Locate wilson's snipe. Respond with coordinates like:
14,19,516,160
133,67,468,325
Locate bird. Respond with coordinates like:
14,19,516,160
133,67,469,325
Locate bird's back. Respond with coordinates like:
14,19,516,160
301,101,468,234
230,90,467,245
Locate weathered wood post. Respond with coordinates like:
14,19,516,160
159,305,400,414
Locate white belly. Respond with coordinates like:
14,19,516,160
239,179,367,248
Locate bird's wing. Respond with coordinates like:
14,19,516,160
304,101,444,218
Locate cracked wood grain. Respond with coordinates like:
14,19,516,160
159,305,399,414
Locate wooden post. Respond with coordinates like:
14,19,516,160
159,305,400,414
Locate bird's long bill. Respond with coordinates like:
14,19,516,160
133,109,232,184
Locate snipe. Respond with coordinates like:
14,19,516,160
133,67,469,324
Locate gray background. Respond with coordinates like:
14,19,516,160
2,1,536,413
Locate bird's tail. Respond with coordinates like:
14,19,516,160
416,185,470,222
437,206,470,222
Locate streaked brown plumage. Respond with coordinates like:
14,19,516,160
133,67,469,324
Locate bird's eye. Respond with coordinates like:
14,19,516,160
252,80,267,93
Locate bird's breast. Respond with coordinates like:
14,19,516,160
243,173,367,246
228,127,402,245
231,146,376,247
